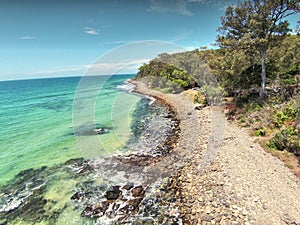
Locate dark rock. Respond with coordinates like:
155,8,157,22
70,192,83,201
17,196,47,222
118,154,157,166
122,182,134,190
163,113,173,118
131,185,144,197
81,201,109,218
194,105,202,110
168,197,176,203
105,186,121,200
93,201,109,217
126,197,143,211
81,206,93,217
94,128,109,135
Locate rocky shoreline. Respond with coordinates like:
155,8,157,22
0,80,183,224
2,79,300,224
129,79,300,225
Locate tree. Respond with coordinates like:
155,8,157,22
217,0,300,99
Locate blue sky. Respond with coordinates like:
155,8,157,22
0,0,299,80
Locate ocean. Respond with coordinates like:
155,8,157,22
0,74,141,186
0,75,177,224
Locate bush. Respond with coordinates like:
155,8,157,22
272,111,289,128
194,91,208,105
268,127,298,153
280,62,300,85
255,127,266,137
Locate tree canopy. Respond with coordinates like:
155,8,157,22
217,0,300,98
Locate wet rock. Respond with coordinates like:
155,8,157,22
73,123,110,136
118,154,157,166
16,196,47,222
105,186,121,200
94,128,109,135
70,192,83,201
81,201,109,218
131,185,144,197
127,197,143,211
122,182,134,190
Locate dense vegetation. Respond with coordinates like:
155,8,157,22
135,0,300,166
136,52,199,93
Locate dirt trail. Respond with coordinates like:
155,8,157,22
178,106,300,225
131,80,300,225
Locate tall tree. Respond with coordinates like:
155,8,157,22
217,0,300,99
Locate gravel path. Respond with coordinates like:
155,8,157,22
178,106,300,225
131,80,300,225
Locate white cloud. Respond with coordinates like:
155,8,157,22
84,27,99,35
20,36,36,40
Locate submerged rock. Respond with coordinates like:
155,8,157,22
81,201,109,218
70,192,83,201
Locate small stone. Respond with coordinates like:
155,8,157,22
70,192,83,201
204,206,211,214
262,203,268,210
220,219,227,225
224,202,230,208
242,210,248,216
169,209,179,217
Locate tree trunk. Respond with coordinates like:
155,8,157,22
259,49,267,99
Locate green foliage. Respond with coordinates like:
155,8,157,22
284,102,300,119
194,92,208,105
268,127,299,155
136,58,197,92
217,0,300,98
280,62,300,85
272,111,289,128
200,84,225,106
255,127,266,137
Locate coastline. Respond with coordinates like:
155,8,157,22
129,79,300,224
0,78,187,224
2,77,300,224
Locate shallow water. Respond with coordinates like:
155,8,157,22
0,75,178,224
0,75,139,185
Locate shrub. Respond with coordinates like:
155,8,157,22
272,111,289,128
255,127,266,137
268,127,298,152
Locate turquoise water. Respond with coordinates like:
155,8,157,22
0,74,141,185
